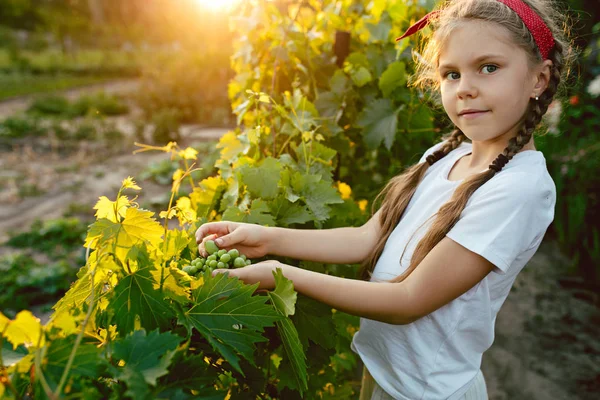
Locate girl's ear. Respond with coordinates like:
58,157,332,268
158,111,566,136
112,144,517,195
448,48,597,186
531,59,553,99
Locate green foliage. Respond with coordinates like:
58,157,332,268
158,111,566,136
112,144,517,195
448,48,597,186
27,92,129,119
0,254,73,316
0,72,112,101
1,218,88,316
134,51,233,127
536,24,600,283
0,115,44,139
228,0,439,203
7,218,87,257
150,108,182,144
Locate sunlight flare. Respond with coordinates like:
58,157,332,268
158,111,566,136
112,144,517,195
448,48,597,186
193,0,242,13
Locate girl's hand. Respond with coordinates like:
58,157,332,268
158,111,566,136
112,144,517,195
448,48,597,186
195,221,271,259
211,260,287,291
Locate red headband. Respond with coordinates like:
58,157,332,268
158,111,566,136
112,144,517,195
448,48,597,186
396,0,555,60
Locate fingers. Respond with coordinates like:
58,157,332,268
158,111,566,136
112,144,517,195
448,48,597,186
212,229,241,249
195,222,233,244
197,233,218,257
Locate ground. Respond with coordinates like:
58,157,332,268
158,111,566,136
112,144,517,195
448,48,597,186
0,83,598,400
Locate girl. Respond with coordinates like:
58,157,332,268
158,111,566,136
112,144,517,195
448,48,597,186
196,0,574,398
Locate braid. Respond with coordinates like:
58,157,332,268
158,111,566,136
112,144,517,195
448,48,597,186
490,41,563,173
426,129,468,166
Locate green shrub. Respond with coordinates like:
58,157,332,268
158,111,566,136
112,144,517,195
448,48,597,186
134,50,233,125
0,115,44,138
27,94,71,116
151,108,182,144
7,217,87,257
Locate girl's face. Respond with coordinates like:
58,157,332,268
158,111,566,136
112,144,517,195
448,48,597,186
438,20,538,143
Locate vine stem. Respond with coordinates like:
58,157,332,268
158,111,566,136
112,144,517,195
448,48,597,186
52,245,98,398
34,328,53,398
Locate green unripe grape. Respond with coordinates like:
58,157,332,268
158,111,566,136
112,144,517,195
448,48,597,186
207,254,217,262
217,249,227,257
198,258,205,266
209,260,218,268
228,249,239,258
245,259,252,266
182,265,192,274
190,266,198,275
219,253,231,263
217,262,226,269
240,254,247,261
233,257,246,268
205,240,219,255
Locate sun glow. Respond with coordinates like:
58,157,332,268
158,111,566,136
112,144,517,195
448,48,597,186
193,0,243,13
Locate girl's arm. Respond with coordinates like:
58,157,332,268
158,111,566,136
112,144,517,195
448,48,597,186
262,236,495,325
265,210,382,264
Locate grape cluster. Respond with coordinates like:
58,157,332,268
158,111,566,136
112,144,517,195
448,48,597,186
181,240,251,277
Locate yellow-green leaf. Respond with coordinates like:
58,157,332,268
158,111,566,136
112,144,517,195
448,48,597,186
93,195,130,223
179,147,198,160
216,131,248,160
0,311,44,349
121,176,141,191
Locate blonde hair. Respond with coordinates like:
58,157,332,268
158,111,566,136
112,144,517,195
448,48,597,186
359,0,576,282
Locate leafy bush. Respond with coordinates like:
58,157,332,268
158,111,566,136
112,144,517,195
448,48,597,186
70,92,129,117
134,50,233,126
7,217,87,258
1,218,88,316
27,92,129,119
27,94,71,116
150,108,182,144
0,115,44,139
0,255,73,316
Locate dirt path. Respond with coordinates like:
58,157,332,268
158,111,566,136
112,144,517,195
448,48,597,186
481,241,600,400
0,79,140,119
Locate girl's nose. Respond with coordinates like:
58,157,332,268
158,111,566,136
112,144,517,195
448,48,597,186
456,76,478,99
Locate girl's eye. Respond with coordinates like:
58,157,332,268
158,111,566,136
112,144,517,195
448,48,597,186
445,71,460,80
482,65,498,74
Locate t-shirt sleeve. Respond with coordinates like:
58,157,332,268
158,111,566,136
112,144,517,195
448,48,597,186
446,172,555,274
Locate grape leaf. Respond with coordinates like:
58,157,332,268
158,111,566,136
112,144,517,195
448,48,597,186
111,329,182,398
292,140,337,178
292,296,336,350
357,98,400,150
379,61,407,98
1,341,27,367
275,318,307,394
162,229,191,262
0,311,44,349
269,197,313,226
190,176,227,220
217,131,249,160
185,272,283,375
240,157,282,199
93,195,129,223
222,199,276,226
268,268,297,317
151,264,190,305
84,207,164,261
45,335,103,380
52,259,116,316
158,353,217,391
107,264,175,336
268,269,307,393
290,172,344,221
366,12,392,43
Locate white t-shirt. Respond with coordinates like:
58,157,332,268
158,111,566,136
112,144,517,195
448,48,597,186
351,140,556,399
